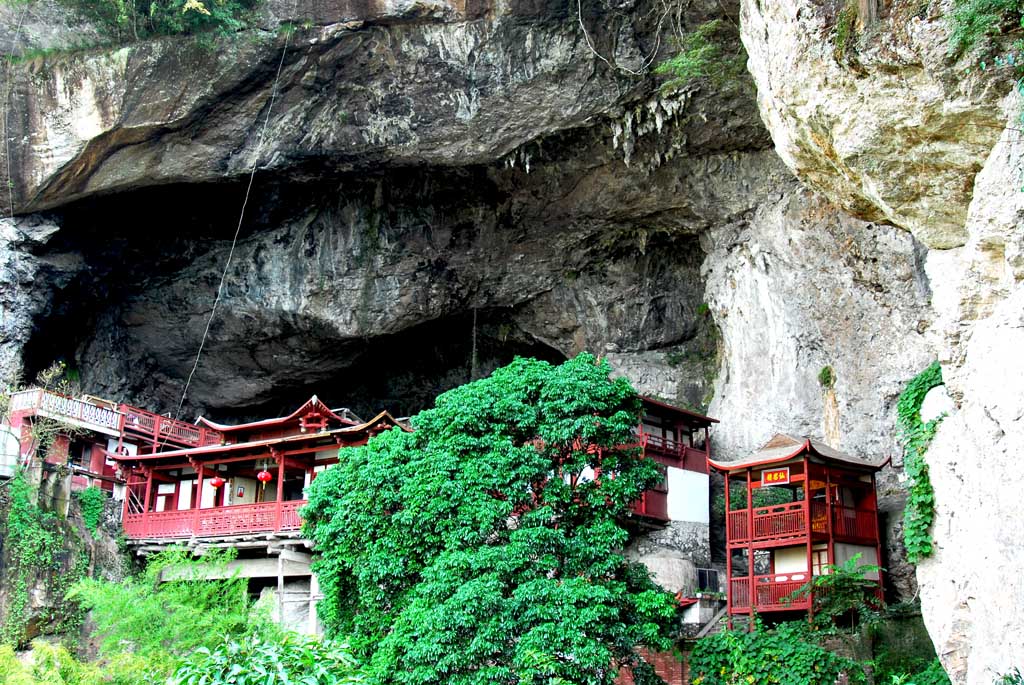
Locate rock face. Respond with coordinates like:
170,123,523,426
739,0,1024,677
703,188,934,462
740,0,1005,248
915,94,1024,684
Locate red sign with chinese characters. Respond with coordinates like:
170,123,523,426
760,467,790,486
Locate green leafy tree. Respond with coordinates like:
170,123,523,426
303,353,679,685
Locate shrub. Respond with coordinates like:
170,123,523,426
688,621,867,685
653,20,746,93
70,547,269,680
171,633,363,685
949,0,1024,55
0,471,65,647
54,0,261,42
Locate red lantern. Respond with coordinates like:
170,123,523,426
209,476,226,489
257,470,273,484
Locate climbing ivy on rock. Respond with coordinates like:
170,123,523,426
897,362,946,564
303,353,678,685
74,485,106,539
0,471,65,647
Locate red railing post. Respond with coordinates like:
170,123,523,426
274,452,284,530
193,463,204,536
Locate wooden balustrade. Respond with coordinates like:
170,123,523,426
10,389,121,433
639,433,709,473
812,503,877,541
729,501,878,547
728,502,807,542
123,500,306,539
729,575,811,611
120,404,222,449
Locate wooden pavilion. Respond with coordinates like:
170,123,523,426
110,397,409,544
709,434,885,622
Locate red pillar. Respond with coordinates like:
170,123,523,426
803,457,814,623
825,466,835,570
275,451,285,530
193,462,205,536
142,467,154,531
724,471,732,623
871,471,885,604
746,467,754,624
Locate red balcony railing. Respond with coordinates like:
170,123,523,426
120,404,222,449
10,389,121,434
729,502,878,545
729,575,811,611
123,500,305,539
630,489,669,521
728,501,807,543
811,503,877,541
639,433,708,473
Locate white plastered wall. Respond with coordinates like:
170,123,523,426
666,468,709,523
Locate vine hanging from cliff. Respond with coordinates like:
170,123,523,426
897,361,946,564
0,471,64,647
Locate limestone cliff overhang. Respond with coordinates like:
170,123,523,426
707,433,885,474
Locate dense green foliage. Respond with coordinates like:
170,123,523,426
70,548,266,680
949,0,1024,55
52,0,260,42
171,633,362,685
303,354,679,685
0,642,105,685
818,365,835,389
897,362,945,564
879,659,951,685
74,485,106,538
688,621,866,685
0,471,66,647
787,554,883,630
653,20,746,93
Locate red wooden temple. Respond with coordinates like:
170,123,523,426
6,386,718,542
709,434,884,622
107,397,408,542
630,397,718,524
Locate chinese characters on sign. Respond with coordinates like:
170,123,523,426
760,467,790,486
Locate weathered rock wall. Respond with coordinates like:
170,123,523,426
738,0,1024,677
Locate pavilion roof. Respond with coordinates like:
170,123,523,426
195,395,361,432
111,410,410,464
640,396,719,427
707,433,885,473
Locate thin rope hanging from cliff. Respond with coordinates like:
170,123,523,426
172,32,291,424
2,1,33,222
470,308,479,380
